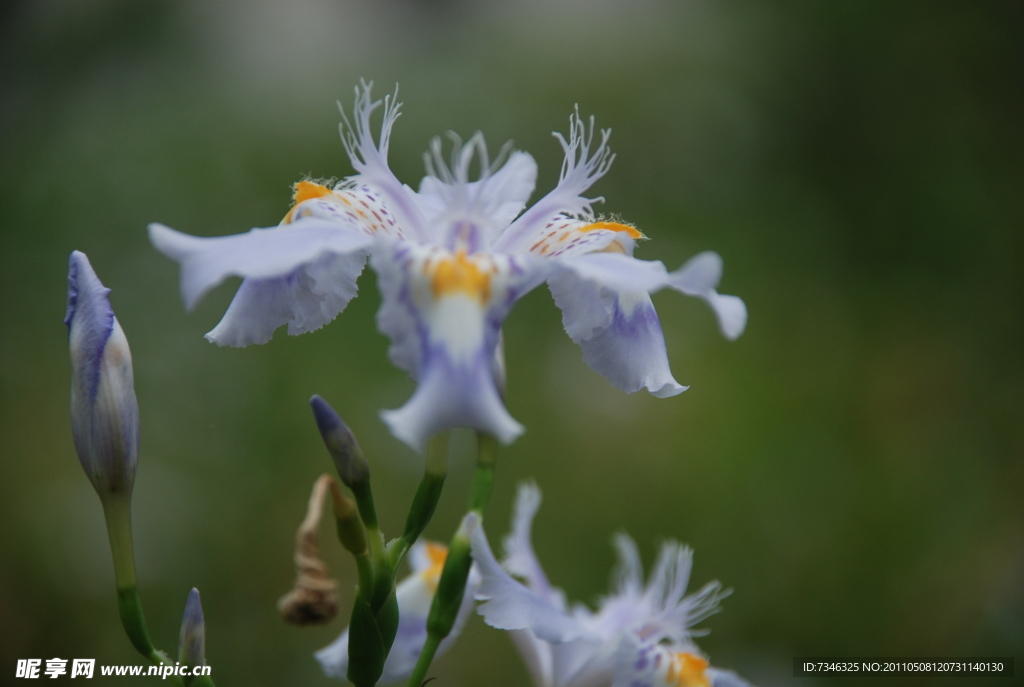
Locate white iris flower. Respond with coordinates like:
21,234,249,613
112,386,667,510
314,540,479,685
150,83,746,452
470,483,753,687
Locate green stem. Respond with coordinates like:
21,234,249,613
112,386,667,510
468,433,496,514
354,552,375,602
390,432,450,569
404,432,497,687
405,633,442,687
102,496,186,686
350,478,389,606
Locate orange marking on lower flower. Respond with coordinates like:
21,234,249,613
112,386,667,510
665,653,710,687
431,250,492,303
420,542,449,591
580,221,644,239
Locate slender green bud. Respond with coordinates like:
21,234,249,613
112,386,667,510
331,482,367,556
66,251,140,502
425,513,478,638
310,395,369,490
177,588,206,670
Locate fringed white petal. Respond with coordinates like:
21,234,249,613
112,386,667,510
668,251,747,340
339,81,427,242
611,534,644,598
501,482,567,609
149,219,373,310
471,524,597,644
643,542,694,614
495,110,615,253
205,250,367,346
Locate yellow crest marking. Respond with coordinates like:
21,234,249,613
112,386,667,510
283,180,333,223
431,249,493,303
665,652,710,687
292,180,332,204
420,542,449,592
579,221,644,239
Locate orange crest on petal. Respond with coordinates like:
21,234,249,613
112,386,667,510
430,250,493,303
579,220,644,239
665,652,710,687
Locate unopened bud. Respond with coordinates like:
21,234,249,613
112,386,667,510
177,588,206,668
330,482,367,556
310,395,369,490
66,251,140,500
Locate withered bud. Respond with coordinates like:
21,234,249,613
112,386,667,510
278,475,339,626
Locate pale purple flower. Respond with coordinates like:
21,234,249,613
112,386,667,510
66,251,140,499
470,483,753,687
150,83,746,452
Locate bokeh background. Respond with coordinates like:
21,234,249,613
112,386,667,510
1,1,1021,685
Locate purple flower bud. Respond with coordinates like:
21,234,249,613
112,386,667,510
310,395,368,490
178,588,206,667
66,251,140,499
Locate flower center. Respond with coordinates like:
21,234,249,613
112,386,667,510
429,249,493,303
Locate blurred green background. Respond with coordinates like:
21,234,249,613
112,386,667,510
1,1,1021,685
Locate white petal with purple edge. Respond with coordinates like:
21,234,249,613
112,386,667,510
549,272,686,398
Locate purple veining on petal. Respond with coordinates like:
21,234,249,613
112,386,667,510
444,219,484,254
66,251,115,404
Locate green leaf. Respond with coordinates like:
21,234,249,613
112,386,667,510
346,595,386,687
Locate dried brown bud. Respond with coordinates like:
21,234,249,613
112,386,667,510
277,474,340,626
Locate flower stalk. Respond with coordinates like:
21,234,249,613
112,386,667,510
310,398,460,687
405,432,496,687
